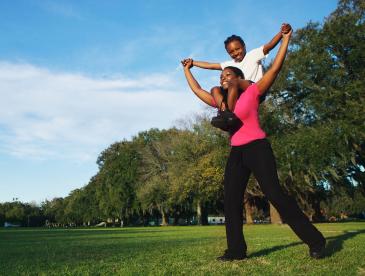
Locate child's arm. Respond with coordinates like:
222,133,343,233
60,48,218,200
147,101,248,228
263,23,291,55
181,59,216,106
182,59,222,70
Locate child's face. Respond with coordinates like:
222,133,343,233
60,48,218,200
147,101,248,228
225,40,246,62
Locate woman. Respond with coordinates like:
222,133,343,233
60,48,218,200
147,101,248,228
182,29,326,261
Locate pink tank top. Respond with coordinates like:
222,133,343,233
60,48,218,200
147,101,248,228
230,83,266,146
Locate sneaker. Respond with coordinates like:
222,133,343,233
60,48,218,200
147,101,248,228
216,250,247,261
309,241,326,259
211,113,230,131
211,110,243,134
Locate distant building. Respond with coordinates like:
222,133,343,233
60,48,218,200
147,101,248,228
208,216,225,225
4,222,20,227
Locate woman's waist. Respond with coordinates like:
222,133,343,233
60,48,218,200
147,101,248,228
231,137,269,148
230,127,266,146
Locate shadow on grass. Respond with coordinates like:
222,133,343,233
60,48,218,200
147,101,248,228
325,229,365,257
250,229,365,258
249,241,302,258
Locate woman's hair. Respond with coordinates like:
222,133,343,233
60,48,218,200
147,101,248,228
224,35,245,48
223,66,266,103
221,67,245,98
225,66,244,79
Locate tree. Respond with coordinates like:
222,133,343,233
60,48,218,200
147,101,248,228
95,141,140,225
42,198,67,225
134,128,179,225
4,202,25,225
168,116,228,224
258,0,365,219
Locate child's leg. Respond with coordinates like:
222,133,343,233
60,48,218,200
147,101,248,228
211,89,226,111
227,82,240,111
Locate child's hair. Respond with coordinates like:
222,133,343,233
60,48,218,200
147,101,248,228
225,66,245,79
224,35,245,48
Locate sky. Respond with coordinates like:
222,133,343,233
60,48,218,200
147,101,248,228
0,0,338,203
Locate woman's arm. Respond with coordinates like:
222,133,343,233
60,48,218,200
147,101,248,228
257,29,292,95
182,58,216,106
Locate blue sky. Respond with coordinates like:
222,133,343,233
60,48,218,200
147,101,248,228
0,0,338,203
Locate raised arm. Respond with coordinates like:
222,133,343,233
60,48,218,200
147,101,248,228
257,29,292,95
182,59,222,70
182,58,215,106
263,23,291,55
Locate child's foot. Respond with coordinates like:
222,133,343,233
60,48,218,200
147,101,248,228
211,111,243,134
211,112,230,131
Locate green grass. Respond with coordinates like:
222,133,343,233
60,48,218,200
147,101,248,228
0,223,364,275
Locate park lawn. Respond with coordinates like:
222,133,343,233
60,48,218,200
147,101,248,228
0,222,364,275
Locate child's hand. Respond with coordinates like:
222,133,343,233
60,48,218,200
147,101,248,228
220,102,227,111
181,58,189,66
181,58,193,69
227,78,240,87
281,23,292,34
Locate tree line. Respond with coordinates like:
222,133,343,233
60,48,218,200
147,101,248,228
1,0,364,227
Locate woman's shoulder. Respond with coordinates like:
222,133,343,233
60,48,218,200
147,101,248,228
246,82,259,94
240,83,260,101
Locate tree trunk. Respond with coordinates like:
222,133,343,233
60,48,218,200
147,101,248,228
196,200,208,225
161,209,168,226
312,201,325,222
270,203,282,224
173,212,180,226
197,201,202,225
244,195,254,224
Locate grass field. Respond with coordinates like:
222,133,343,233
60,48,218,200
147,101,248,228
0,222,364,275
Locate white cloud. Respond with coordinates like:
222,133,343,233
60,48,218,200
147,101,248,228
0,61,204,161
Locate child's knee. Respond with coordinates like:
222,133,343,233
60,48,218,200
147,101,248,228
211,89,221,97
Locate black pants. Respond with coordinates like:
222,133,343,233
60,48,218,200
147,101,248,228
224,139,325,255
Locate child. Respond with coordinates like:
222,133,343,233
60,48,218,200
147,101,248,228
182,23,292,111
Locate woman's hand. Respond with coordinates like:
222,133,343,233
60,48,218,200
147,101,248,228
282,28,293,38
281,23,292,34
181,58,193,69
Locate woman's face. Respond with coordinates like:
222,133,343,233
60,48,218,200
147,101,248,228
220,68,238,89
